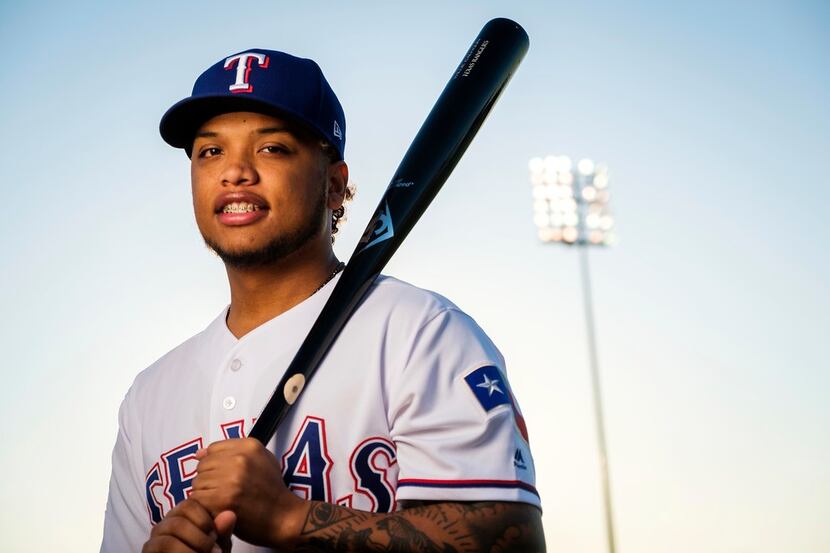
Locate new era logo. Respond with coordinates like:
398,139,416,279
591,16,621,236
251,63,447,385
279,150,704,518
333,120,343,140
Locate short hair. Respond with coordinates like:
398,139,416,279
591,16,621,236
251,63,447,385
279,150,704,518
321,140,356,243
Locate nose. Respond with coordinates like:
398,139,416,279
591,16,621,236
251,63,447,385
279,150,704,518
220,151,259,186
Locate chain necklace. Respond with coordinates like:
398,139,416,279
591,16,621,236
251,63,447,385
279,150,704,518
313,261,345,295
226,262,345,325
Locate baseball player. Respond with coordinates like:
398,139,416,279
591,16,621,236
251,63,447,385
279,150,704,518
101,49,544,553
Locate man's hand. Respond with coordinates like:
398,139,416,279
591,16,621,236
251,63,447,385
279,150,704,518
191,438,308,548
142,498,236,553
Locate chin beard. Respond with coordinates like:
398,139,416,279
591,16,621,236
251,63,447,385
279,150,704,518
204,198,327,270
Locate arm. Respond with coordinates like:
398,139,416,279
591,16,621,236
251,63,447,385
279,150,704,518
101,394,154,552
189,438,545,552
295,499,545,553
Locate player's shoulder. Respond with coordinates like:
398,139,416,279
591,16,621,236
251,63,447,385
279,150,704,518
363,275,494,343
366,276,506,379
366,274,463,320
370,274,459,309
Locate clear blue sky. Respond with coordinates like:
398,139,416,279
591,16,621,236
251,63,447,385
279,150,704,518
1,1,827,552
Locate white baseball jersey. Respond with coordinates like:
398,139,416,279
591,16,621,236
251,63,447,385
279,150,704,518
101,275,539,552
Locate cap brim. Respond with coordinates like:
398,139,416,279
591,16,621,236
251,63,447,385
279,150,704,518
159,95,325,151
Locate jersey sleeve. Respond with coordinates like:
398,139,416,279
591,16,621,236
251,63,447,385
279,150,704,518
100,389,151,552
387,307,540,509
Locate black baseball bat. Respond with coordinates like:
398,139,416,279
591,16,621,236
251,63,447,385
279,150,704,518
249,18,529,444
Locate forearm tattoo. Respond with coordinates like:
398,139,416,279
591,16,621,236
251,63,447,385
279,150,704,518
295,500,545,553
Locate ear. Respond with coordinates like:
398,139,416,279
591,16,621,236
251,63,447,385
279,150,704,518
326,160,349,210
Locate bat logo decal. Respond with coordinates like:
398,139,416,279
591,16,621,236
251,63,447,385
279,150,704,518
358,202,394,253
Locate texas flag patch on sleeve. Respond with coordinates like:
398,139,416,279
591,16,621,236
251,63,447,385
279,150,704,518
464,365,512,412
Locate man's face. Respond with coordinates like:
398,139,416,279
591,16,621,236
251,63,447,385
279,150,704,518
190,111,338,268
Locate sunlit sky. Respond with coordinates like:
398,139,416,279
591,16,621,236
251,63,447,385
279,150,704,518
1,1,828,552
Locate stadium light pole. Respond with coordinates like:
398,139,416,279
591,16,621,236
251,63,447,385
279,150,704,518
529,155,618,553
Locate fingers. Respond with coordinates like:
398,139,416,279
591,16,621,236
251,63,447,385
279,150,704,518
191,437,290,545
164,497,216,532
214,511,237,553
214,510,237,537
143,499,223,553
142,533,220,553
198,437,263,461
192,438,270,510
194,438,258,478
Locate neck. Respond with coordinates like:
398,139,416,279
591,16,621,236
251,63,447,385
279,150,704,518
224,239,340,338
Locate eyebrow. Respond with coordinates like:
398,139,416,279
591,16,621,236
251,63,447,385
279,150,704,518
256,126,292,135
195,126,293,139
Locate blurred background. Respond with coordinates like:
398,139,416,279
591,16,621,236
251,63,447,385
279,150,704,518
1,1,827,551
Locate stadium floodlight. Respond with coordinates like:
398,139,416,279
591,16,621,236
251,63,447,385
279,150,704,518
529,155,619,553
528,155,616,247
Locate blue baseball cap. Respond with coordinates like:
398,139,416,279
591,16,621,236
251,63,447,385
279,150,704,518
160,49,346,159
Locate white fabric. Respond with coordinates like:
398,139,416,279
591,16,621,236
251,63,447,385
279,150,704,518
101,275,538,552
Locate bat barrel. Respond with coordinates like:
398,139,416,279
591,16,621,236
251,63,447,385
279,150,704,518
249,19,529,444
393,18,529,213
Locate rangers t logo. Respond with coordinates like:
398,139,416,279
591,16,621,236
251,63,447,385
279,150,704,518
224,52,270,93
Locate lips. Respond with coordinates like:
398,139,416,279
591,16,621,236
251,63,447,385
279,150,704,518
214,192,269,226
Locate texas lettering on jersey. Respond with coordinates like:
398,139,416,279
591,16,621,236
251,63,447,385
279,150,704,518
144,415,398,524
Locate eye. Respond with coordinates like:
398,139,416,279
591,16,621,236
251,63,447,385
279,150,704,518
197,146,222,158
260,144,290,155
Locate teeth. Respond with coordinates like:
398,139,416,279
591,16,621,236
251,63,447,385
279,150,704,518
222,202,260,214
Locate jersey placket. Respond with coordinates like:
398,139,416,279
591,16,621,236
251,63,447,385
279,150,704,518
209,344,250,444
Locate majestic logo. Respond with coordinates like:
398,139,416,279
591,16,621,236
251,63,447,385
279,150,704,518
513,448,527,470
224,52,270,94
358,202,394,253
333,120,343,140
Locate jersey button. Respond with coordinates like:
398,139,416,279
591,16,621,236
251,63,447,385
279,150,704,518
222,396,236,410
230,358,242,371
